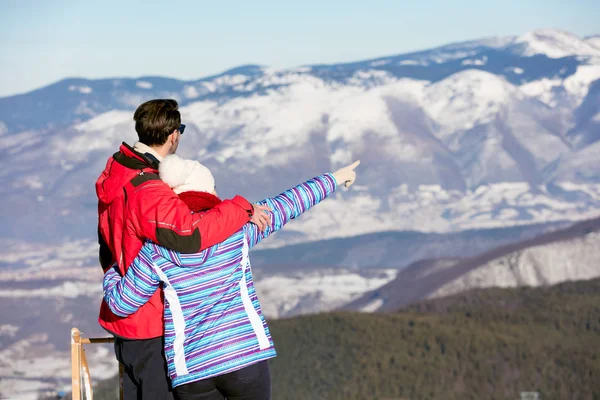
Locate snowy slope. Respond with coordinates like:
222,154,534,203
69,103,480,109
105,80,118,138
343,217,600,312
3,55,600,244
430,230,600,299
511,29,600,59
586,35,600,50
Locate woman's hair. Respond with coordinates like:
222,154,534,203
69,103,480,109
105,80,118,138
133,99,181,146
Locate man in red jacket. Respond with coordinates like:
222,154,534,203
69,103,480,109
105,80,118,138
96,99,270,400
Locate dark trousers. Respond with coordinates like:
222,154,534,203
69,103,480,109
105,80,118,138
174,361,271,400
113,336,175,400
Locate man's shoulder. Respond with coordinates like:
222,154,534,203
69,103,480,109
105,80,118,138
127,172,173,196
129,171,162,187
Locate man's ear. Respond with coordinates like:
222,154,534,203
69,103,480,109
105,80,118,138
168,130,178,144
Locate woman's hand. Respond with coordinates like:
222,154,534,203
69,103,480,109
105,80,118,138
333,160,360,188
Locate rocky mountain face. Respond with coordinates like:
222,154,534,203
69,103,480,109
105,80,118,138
344,217,600,312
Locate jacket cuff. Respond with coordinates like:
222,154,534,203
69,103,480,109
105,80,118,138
231,195,254,218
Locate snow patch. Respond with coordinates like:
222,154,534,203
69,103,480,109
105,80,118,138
0,281,101,298
256,269,397,318
398,59,428,66
136,80,153,89
370,60,391,67
213,74,249,87
68,85,92,94
519,78,562,107
506,67,524,75
461,56,487,66
58,110,136,160
15,175,43,190
563,64,600,101
347,69,396,86
0,324,19,337
359,298,385,312
183,85,200,99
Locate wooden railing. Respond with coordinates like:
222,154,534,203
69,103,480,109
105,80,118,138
70,327,123,400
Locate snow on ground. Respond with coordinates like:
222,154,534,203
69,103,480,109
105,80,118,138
563,64,600,101
430,231,600,299
506,67,524,75
184,85,200,99
359,298,385,312
519,58,600,107
586,36,600,50
422,70,517,136
461,56,487,66
0,280,101,298
519,78,563,107
135,80,153,89
0,239,98,272
0,335,117,400
262,181,600,249
53,110,137,162
68,85,93,94
256,269,397,318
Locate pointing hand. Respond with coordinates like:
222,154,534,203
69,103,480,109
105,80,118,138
333,160,360,188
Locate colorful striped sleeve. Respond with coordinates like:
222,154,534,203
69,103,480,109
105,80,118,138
245,173,338,249
102,245,161,317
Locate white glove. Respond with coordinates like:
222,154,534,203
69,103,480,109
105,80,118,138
332,160,360,188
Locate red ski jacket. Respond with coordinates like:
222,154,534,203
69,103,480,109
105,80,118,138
96,143,253,339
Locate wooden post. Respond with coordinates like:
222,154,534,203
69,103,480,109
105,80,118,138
71,328,122,400
81,346,93,400
70,327,82,400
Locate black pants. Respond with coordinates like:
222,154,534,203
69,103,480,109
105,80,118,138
174,361,271,400
113,336,175,400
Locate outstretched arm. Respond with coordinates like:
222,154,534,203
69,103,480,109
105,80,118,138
244,174,338,248
103,248,161,317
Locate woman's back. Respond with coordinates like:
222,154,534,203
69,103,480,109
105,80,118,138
136,228,276,387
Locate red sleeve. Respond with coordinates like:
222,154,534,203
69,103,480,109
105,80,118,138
133,179,253,253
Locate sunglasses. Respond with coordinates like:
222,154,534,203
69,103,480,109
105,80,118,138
178,124,186,135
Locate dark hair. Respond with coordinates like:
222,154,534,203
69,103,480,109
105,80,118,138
133,99,181,146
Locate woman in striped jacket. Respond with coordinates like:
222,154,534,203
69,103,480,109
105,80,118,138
102,155,360,400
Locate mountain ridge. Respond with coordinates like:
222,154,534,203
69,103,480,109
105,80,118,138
1,28,600,245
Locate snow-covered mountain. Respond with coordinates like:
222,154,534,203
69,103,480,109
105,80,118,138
344,216,600,312
2,28,600,399
1,28,600,246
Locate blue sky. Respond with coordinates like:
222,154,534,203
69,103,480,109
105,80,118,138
1,0,598,97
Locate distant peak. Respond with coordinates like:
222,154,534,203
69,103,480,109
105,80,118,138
513,29,600,58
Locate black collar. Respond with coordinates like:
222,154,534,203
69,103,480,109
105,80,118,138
113,142,160,171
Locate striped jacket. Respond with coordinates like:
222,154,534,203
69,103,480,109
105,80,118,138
103,174,338,387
